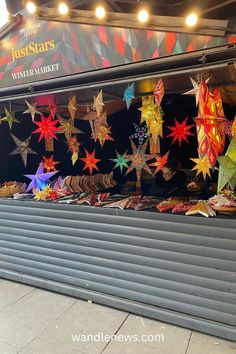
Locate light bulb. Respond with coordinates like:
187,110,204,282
185,13,198,27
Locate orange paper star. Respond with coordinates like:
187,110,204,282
166,117,195,147
149,151,170,175
42,155,60,172
80,149,101,175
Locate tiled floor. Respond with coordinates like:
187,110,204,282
0,279,236,354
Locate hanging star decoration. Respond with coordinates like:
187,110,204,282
190,155,212,180
183,76,210,106
217,136,236,193
68,136,81,165
48,97,57,118
68,95,77,121
10,134,37,167
32,114,60,142
1,107,19,129
149,151,170,175
166,117,195,147
131,123,147,147
154,79,164,106
24,162,58,193
97,125,114,147
58,115,83,142
23,101,41,121
125,139,154,188
42,155,60,172
123,83,135,110
93,90,104,117
110,150,130,174
80,149,101,175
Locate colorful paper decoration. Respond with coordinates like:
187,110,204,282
131,123,147,147
58,115,83,142
166,117,195,147
190,155,212,180
183,76,210,106
48,97,57,118
97,125,114,147
123,83,135,110
42,155,60,172
125,139,154,188
68,95,77,121
10,134,37,167
217,136,236,193
34,185,53,201
80,149,101,175
154,79,164,106
33,114,60,142
24,162,58,193
149,151,170,175
68,136,81,165
110,150,130,174
93,90,104,117
23,101,41,121
1,108,19,129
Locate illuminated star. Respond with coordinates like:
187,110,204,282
97,125,114,147
33,114,60,142
149,151,170,175
93,90,104,117
183,76,210,106
58,115,83,142
217,136,236,193
123,83,135,110
110,150,130,174
139,96,157,124
68,95,77,121
10,134,37,167
190,155,212,180
1,108,19,129
42,155,60,172
24,162,58,193
131,123,147,147
166,117,195,147
153,79,164,106
80,149,101,175
23,101,41,121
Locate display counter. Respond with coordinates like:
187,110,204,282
0,199,235,341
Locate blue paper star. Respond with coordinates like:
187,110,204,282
24,162,58,193
123,83,135,110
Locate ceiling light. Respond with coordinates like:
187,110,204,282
185,13,198,27
137,9,149,24
95,6,106,20
58,3,69,16
26,2,37,14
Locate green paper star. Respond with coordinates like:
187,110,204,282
110,151,130,174
217,136,236,193
1,108,19,129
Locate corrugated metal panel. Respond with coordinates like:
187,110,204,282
0,199,235,340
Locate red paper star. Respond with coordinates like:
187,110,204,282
42,155,60,172
149,151,170,175
166,117,195,147
33,114,60,142
80,149,101,175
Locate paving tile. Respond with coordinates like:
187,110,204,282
0,341,19,354
103,314,190,354
186,331,236,354
19,338,79,354
38,300,128,354
0,279,34,312
0,288,76,350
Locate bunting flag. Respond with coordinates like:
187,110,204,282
24,162,58,193
80,149,101,175
68,95,77,121
123,83,135,110
1,108,19,129
217,136,236,193
149,151,170,175
183,76,210,106
166,117,195,147
10,134,37,167
190,155,212,180
131,123,147,147
93,90,104,117
23,101,41,121
153,79,164,106
110,151,130,174
58,115,83,142
97,125,114,147
42,155,60,172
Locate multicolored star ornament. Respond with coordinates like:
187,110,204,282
217,136,236,193
33,114,60,142
131,123,147,147
149,151,170,175
24,162,58,193
93,90,104,117
23,101,41,121
190,155,212,180
110,151,130,174
123,83,135,110
166,117,195,147
58,115,83,142
183,76,210,106
154,79,164,106
97,125,114,147
80,149,101,175
34,185,53,201
1,108,19,129
42,155,60,172
125,139,154,188
68,95,77,121
10,134,37,167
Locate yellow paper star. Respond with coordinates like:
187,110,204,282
34,185,52,200
93,90,104,117
23,100,41,121
191,155,212,180
97,125,114,147
1,108,19,129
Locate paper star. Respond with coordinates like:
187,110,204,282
110,151,130,174
48,97,57,118
97,125,114,147
190,155,212,180
23,101,41,121
10,134,37,167
33,114,60,142
34,185,53,201
1,108,19,129
68,136,80,165
24,162,58,192
42,155,60,172
139,96,157,124
153,79,164,106
58,115,83,142
80,149,101,175
183,77,210,106
166,117,195,147
93,90,104,117
217,136,236,193
68,95,77,121
149,151,170,175
131,123,147,146
123,83,135,110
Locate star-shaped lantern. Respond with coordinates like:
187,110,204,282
68,95,77,121
93,90,104,117
69,136,81,165
110,150,130,174
166,117,195,147
10,134,37,167
58,115,83,142
24,162,58,193
190,155,212,180
217,136,236,193
97,125,114,147
48,97,57,118
42,155,60,172
183,76,210,106
131,123,147,147
154,79,164,106
123,83,135,110
149,151,170,175
1,108,19,129
33,114,60,142
80,149,101,175
23,101,41,121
